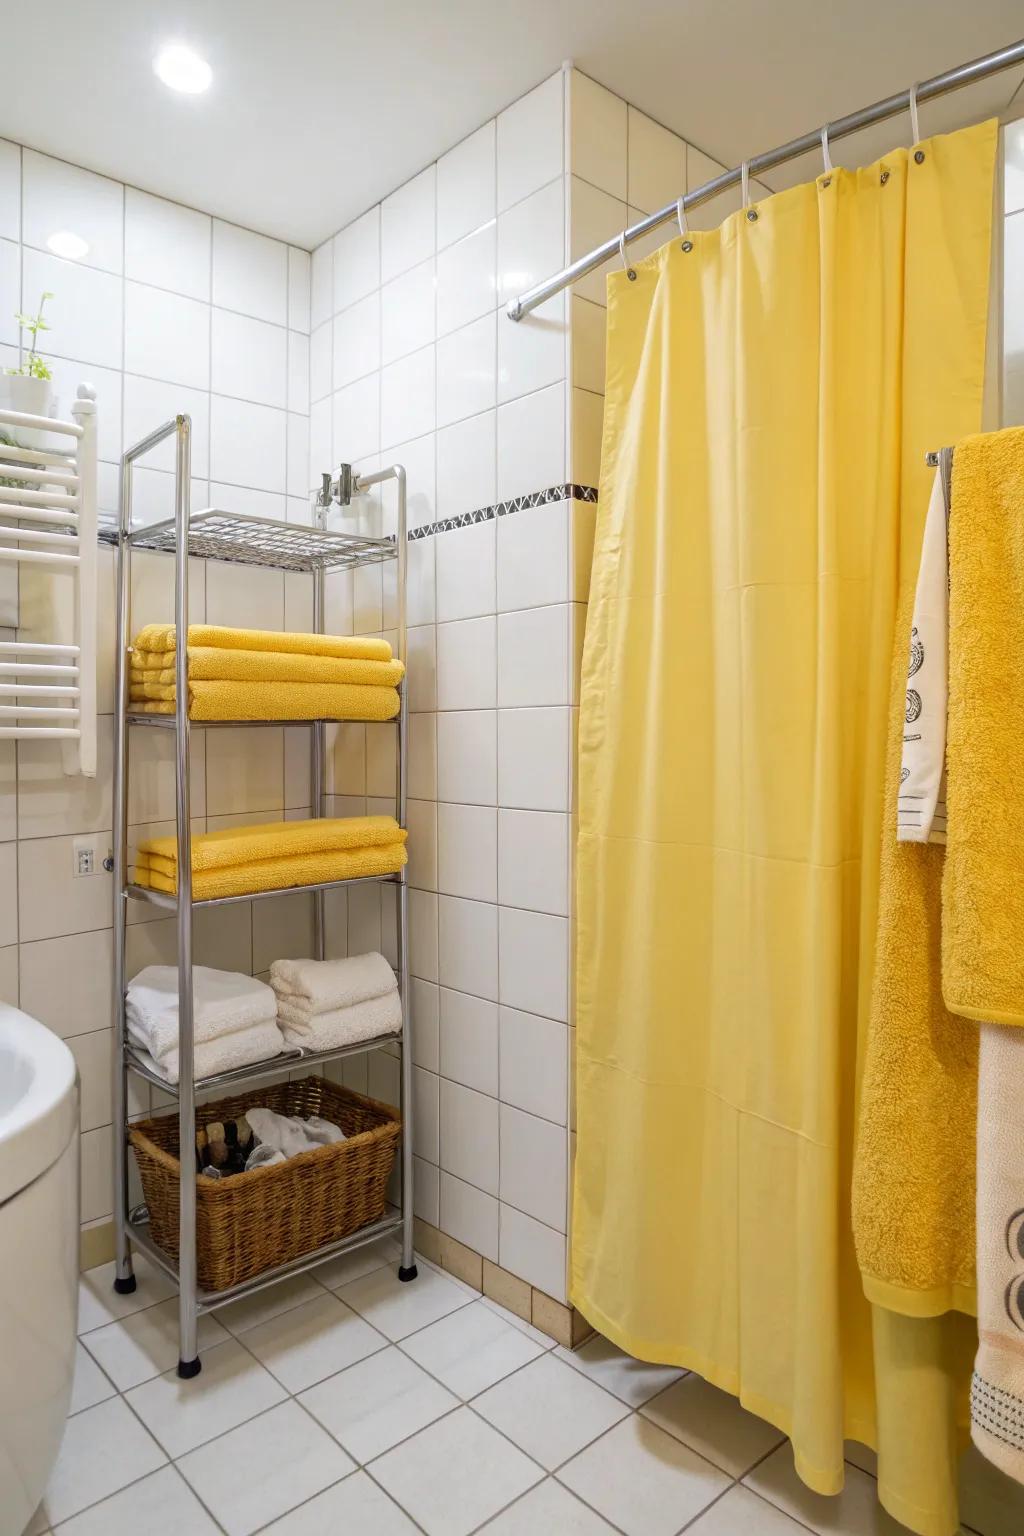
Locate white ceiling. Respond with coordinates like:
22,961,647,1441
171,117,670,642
3,1,1022,249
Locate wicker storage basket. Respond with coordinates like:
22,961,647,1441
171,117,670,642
128,1076,401,1292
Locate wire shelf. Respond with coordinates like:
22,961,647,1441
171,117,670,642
99,507,396,572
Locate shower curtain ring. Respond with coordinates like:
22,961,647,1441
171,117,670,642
619,230,637,280
677,197,693,251
820,123,833,182
909,81,924,159
741,161,758,221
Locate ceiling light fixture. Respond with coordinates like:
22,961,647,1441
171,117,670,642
46,230,89,261
153,43,212,95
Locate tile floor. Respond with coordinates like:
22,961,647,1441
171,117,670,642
27,1240,1014,1536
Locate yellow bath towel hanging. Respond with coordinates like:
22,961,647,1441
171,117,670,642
943,425,1024,1026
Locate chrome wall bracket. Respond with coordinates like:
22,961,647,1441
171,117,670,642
317,463,356,509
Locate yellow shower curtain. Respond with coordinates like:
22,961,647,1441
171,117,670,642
573,120,996,1535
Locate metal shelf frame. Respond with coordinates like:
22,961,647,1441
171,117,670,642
111,413,413,1376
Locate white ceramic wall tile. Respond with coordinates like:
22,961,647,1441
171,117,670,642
209,395,287,492
435,410,496,519
211,307,288,408
124,281,210,389
572,387,605,485
436,313,497,429
499,1103,567,1230
414,1153,440,1225
310,239,332,329
381,343,435,447
287,331,310,415
331,373,379,465
439,985,499,1095
436,709,497,806
499,906,569,1021
572,294,607,395
440,1076,499,1194
0,239,18,347
309,320,332,404
495,176,566,316
437,801,497,903
497,382,566,499
333,207,380,312
571,72,628,201
0,139,19,241
381,257,436,365
570,177,627,306
437,222,496,338
498,292,566,404
497,500,569,611
497,73,564,213
499,1202,566,1301
381,165,436,283
627,107,687,215
287,412,310,498
500,1006,568,1125
1006,119,1024,217
498,809,569,915
19,929,114,1039
436,519,496,622
409,887,439,984
80,1122,114,1223
438,122,497,249
411,977,440,1072
23,247,122,369
406,797,437,892
439,1171,500,1261
497,604,570,707
497,707,571,811
333,291,380,388
436,615,496,711
287,246,311,332
438,893,498,1001
122,376,210,477
212,219,288,325
22,150,124,274
124,188,210,300
18,834,112,942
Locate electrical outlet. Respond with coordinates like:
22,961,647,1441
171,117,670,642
72,836,105,877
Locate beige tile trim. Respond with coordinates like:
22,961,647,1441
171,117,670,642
80,1219,116,1272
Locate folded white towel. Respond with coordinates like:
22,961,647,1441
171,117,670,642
246,1105,346,1157
277,989,403,1051
126,964,277,1066
127,1017,285,1086
269,951,396,1015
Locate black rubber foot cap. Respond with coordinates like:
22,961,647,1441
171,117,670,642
177,1357,202,1380
398,1263,418,1283
113,1274,137,1295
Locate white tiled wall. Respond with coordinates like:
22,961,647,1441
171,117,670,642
311,70,581,1300
0,142,319,1237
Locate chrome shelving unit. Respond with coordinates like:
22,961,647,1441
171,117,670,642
110,414,414,1377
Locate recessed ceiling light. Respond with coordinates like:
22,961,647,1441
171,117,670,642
47,230,89,261
154,43,212,95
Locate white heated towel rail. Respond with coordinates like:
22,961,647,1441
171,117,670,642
0,384,98,775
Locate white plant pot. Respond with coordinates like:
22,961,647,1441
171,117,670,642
0,374,56,451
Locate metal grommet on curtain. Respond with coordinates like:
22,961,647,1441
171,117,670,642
619,230,637,281
742,161,758,221
820,124,832,187
880,169,891,185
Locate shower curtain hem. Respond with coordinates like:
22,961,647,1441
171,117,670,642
570,1283,848,1496
877,1480,961,1536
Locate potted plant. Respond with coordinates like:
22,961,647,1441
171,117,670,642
0,292,55,448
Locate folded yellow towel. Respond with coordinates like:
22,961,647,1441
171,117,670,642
132,815,407,899
852,586,978,1317
129,679,400,721
133,841,406,900
943,426,1024,1027
133,623,392,663
137,815,404,872
130,646,404,687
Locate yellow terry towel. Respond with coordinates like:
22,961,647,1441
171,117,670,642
131,647,403,687
130,679,400,722
132,815,407,900
133,623,392,662
852,585,978,1317
943,426,1024,1026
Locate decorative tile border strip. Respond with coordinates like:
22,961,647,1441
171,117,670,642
407,482,598,542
